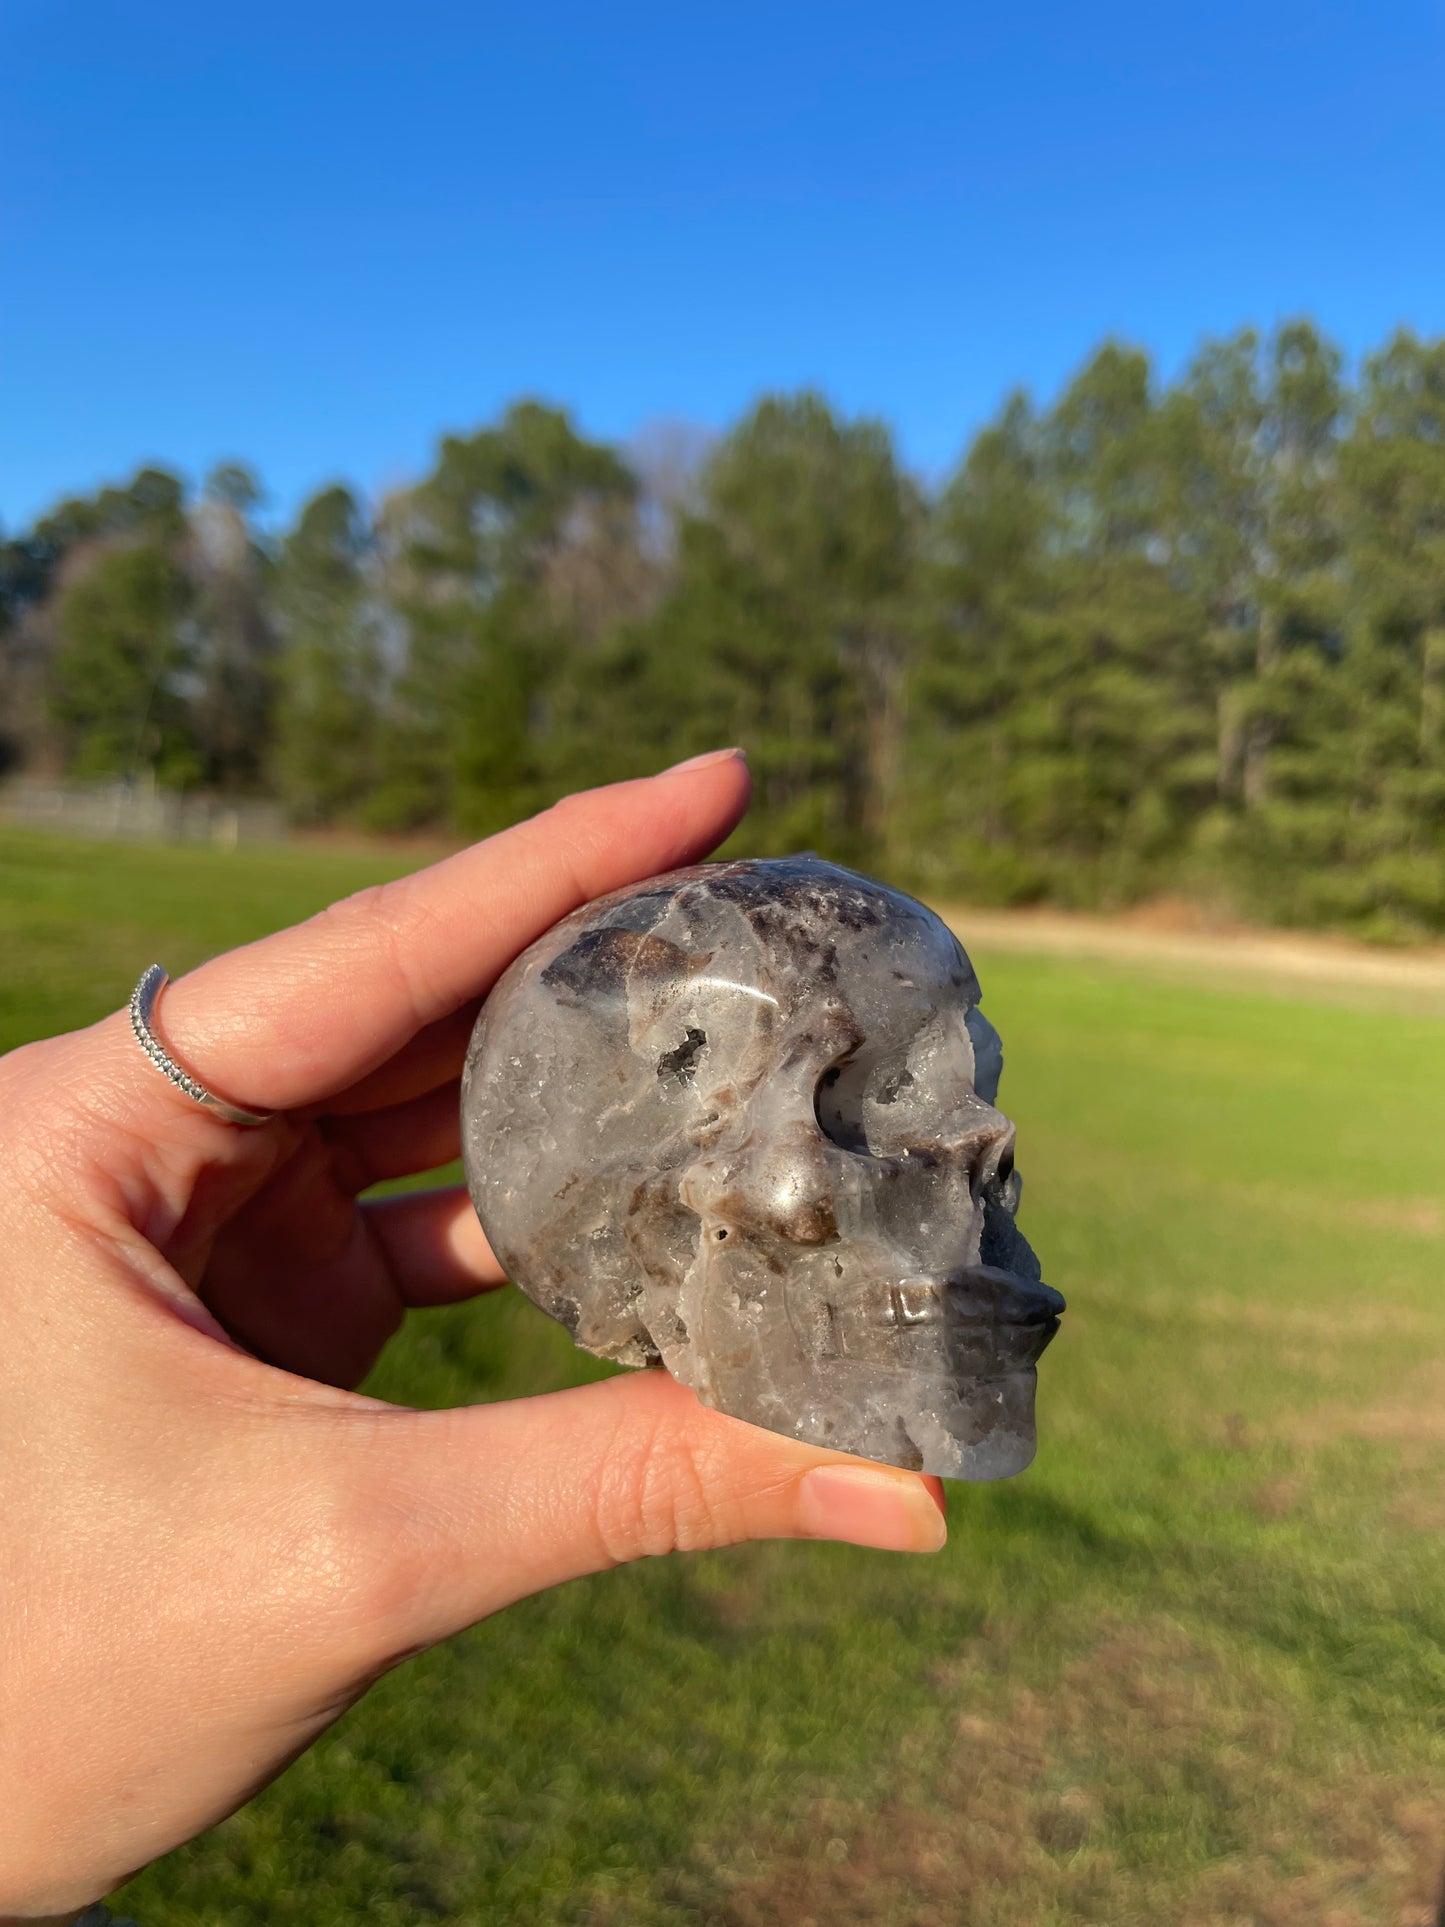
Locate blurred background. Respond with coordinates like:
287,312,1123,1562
5,2,1445,1921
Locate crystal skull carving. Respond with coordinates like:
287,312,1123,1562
461,856,1063,1480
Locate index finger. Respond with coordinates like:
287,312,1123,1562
99,750,749,1121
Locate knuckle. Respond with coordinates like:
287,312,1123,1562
312,1410,481,1668
312,877,407,958
532,794,596,899
268,1448,419,1674
312,873,440,1020
540,787,593,834
595,1404,720,1564
280,1474,377,1615
0,1038,94,1212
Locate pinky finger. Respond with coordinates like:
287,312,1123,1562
365,1185,507,1306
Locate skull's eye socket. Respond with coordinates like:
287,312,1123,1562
820,1055,878,1140
818,1047,925,1154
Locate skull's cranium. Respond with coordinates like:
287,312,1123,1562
461,857,1062,1479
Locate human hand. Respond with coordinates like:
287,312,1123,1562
0,753,946,1922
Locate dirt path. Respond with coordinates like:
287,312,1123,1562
933,901,1445,1006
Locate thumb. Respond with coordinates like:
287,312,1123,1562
348,1370,948,1655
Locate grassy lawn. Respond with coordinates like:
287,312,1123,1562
4,829,1445,1925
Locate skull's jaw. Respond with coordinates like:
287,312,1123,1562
895,1367,1042,1480
687,1361,1045,1482
663,1258,1062,1481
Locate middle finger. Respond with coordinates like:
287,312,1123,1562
322,1083,462,1193
322,1001,482,1118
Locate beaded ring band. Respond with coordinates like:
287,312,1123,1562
128,964,275,1128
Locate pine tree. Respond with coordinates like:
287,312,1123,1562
272,485,383,825
378,401,639,833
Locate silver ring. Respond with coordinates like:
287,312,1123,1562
128,965,276,1128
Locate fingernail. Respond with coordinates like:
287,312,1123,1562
661,746,747,775
797,1465,948,1554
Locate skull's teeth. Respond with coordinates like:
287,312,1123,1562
881,1281,944,1328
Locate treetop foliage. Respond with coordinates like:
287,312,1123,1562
7,330,1445,937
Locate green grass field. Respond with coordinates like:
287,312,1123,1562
5,829,1445,1926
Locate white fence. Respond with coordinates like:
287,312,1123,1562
1,778,287,847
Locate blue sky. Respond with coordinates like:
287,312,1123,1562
2,0,1442,529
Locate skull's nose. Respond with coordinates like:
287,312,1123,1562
967,1109,1017,1192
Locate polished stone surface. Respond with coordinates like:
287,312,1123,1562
462,857,1062,1479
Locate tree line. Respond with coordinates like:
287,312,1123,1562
4,320,1445,936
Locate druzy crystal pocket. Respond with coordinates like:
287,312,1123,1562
461,857,1062,1480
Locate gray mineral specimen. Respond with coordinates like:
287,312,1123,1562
461,856,1063,1480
